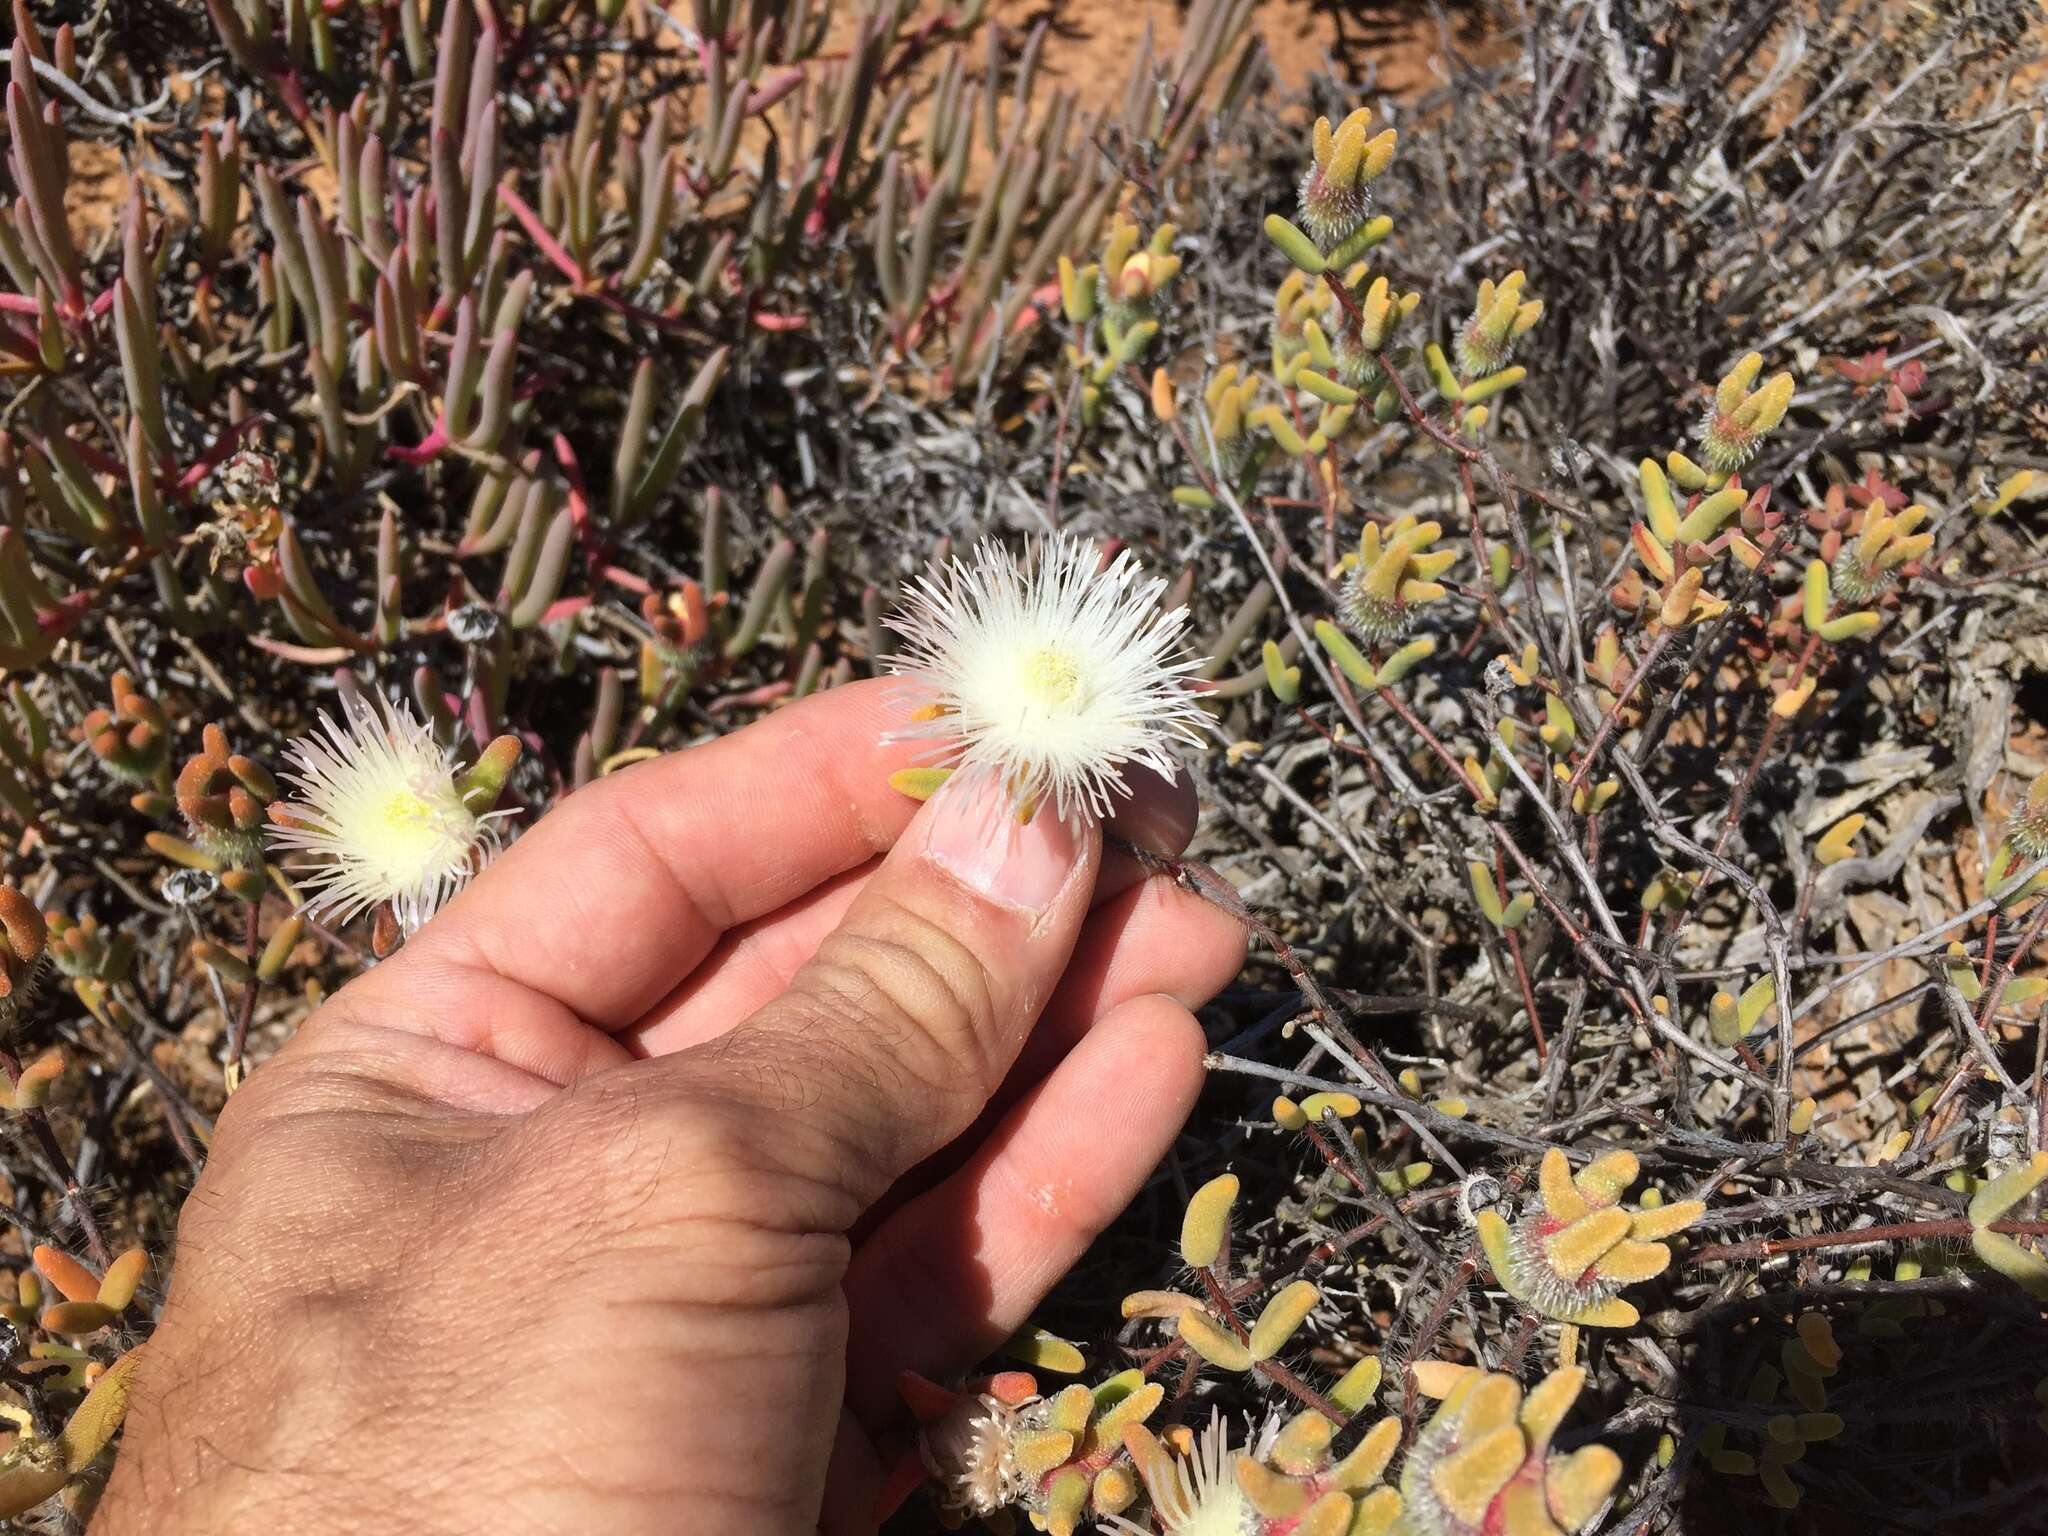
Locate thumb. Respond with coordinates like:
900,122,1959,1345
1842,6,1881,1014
686,771,1101,1205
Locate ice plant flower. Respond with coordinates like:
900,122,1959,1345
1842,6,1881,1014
1111,1413,1252,1535
915,1375,1041,1521
887,534,1208,821
266,692,519,933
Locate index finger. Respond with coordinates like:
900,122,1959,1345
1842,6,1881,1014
392,678,927,1029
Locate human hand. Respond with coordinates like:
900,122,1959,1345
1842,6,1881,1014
93,679,1245,1534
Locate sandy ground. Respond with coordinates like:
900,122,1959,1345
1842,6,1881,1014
55,1,1489,244
974,0,1494,99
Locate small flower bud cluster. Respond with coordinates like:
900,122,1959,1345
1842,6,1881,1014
1476,1148,1703,1326
1455,270,1542,378
1339,516,1456,645
1095,215,1182,334
1203,365,1264,478
1329,272,1421,401
77,672,169,800
1695,351,1795,475
1398,1364,1622,1536
0,887,45,1009
175,723,277,876
1297,108,1397,253
1826,500,1931,605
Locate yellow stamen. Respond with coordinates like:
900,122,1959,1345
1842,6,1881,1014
1022,647,1083,708
376,789,434,834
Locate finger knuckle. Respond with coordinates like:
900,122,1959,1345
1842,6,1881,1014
804,898,1002,1093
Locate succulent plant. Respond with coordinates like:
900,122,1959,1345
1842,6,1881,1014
908,1367,1166,1534
0,1348,138,1519
1454,271,1542,379
0,4,2038,1524
1693,351,1795,476
171,724,277,882
1394,1365,1620,1536
1338,516,1457,646
42,913,131,986
1966,1152,2048,1298
1201,366,1265,480
78,673,171,801
1476,1149,1704,1326
2009,771,2048,861
1828,501,1931,605
1329,274,1419,395
1119,1399,1403,1536
1296,109,1398,253
0,885,45,1014
1096,216,1183,335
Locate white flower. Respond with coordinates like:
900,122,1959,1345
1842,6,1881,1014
1107,1412,1254,1536
919,1389,1034,1519
266,691,503,933
887,535,1209,820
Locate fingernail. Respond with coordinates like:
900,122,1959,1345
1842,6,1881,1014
1104,762,1196,859
922,775,1081,916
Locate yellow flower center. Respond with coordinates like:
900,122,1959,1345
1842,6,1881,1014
376,788,435,834
1020,647,1083,711
357,786,463,880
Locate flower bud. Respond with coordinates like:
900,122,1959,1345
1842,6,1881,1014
1698,353,1796,473
1456,271,1541,378
1297,109,1395,252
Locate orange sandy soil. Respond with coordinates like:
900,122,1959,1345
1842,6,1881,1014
57,0,1488,242
973,0,1496,100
